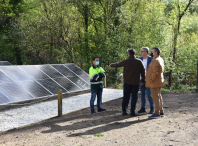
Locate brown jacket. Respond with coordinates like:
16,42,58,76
145,56,164,88
110,55,145,85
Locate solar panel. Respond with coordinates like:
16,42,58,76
0,64,90,105
51,64,89,90
78,74,91,82
65,64,88,76
0,70,13,83
36,65,64,78
0,61,12,66
67,76,90,90
64,64,90,86
19,65,49,80
0,82,34,102
54,77,82,92
0,92,11,104
0,66,32,81
37,78,68,94
51,64,76,77
16,80,52,97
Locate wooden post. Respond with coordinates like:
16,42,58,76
101,76,107,105
58,89,62,117
104,76,106,88
197,62,198,92
169,70,172,88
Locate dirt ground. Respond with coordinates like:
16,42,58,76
0,92,198,146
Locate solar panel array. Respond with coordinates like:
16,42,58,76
0,61,12,66
0,64,90,105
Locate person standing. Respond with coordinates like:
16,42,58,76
137,47,154,114
146,47,165,119
89,56,106,114
109,49,145,116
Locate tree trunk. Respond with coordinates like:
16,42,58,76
172,0,194,62
15,47,23,65
84,3,89,72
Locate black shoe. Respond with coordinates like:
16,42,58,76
138,107,146,113
130,113,138,117
98,108,106,112
160,113,164,117
149,107,154,114
122,112,128,116
91,109,96,114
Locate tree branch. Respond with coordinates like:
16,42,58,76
179,0,194,19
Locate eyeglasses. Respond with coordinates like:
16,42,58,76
141,51,145,53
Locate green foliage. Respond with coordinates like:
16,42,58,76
0,0,197,90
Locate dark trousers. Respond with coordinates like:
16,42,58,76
90,88,103,110
122,83,139,114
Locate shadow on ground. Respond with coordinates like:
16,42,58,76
1,92,198,138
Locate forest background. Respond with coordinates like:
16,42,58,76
0,0,197,91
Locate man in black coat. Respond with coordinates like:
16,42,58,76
109,49,145,116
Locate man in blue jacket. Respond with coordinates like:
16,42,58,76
137,47,154,114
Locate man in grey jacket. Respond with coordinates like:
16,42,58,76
109,49,145,116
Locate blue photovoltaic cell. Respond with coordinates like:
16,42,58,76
0,66,32,81
16,80,52,98
0,91,11,104
65,64,88,76
37,78,67,94
0,82,34,102
36,65,64,78
19,65,49,80
51,65,76,77
54,77,81,92
0,61,12,66
0,70,13,83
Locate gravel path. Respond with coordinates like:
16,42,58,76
0,88,123,132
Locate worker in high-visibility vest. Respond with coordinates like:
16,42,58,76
89,56,106,114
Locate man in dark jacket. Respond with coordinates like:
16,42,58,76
109,49,145,116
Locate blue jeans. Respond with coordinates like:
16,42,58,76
90,88,103,110
122,83,139,113
137,80,154,108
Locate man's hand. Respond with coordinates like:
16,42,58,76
108,65,112,68
140,82,144,86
